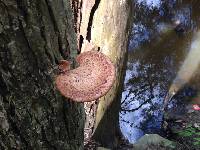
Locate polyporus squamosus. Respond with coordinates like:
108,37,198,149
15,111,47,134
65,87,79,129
55,50,115,102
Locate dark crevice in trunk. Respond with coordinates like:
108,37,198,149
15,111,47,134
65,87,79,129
1,96,30,148
71,0,83,33
0,59,25,97
44,0,66,59
57,37,67,59
86,0,101,41
0,143,4,150
18,18,39,70
62,99,71,139
41,126,57,150
15,0,29,23
79,0,83,33
0,73,9,96
44,0,59,33
36,0,55,64
79,35,84,53
40,26,54,64
71,0,79,33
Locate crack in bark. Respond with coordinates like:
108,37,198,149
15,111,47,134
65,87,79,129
44,0,59,32
17,18,40,71
0,72,9,96
62,99,71,142
41,126,57,150
71,0,82,33
71,0,83,52
16,0,29,23
1,95,30,148
40,25,54,64
86,0,100,41
44,0,68,59
77,0,100,51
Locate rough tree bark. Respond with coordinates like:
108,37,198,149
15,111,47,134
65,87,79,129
0,0,85,149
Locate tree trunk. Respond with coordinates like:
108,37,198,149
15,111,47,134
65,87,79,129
91,0,132,148
0,0,84,149
74,0,132,148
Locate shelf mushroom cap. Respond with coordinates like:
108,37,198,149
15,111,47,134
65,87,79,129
55,50,115,102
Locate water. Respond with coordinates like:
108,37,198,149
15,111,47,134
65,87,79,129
164,31,200,107
119,0,200,143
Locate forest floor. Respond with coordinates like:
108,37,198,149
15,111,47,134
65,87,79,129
165,101,200,150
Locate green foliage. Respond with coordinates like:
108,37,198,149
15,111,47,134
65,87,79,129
176,126,200,147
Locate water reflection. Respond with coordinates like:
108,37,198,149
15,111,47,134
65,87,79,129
120,0,200,143
137,0,161,8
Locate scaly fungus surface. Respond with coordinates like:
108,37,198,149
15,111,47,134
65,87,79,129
56,50,115,102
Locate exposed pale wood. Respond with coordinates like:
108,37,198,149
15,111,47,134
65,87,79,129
91,0,132,147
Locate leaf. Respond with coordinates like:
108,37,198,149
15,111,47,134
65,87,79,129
195,132,200,136
193,141,200,145
194,137,200,141
178,131,193,137
186,127,196,133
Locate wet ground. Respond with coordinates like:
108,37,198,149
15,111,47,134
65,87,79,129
119,0,200,145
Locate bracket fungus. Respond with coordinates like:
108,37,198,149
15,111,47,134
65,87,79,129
55,50,115,102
